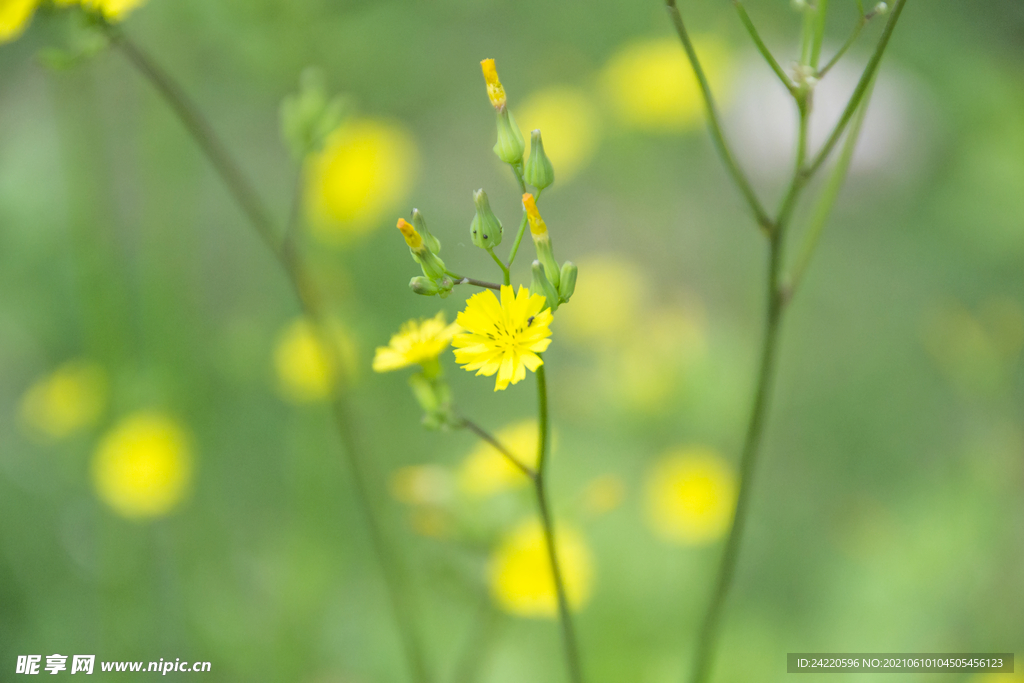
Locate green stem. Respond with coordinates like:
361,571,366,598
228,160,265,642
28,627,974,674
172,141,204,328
487,247,511,286
817,16,866,78
784,78,876,299
534,364,584,683
806,0,908,176
507,188,540,270
733,1,796,96
457,417,536,479
107,26,431,683
664,0,772,233
452,277,502,291
810,0,829,69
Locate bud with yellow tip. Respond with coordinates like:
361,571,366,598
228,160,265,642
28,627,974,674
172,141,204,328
397,218,447,281
523,193,560,288
480,58,507,110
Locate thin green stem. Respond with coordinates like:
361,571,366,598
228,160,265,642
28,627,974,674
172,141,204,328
784,78,876,299
533,363,584,683
818,16,866,78
487,247,511,286
511,162,527,195
733,1,796,96
452,277,502,291
799,6,815,66
810,0,829,69
457,417,536,480
507,211,529,267
107,26,431,683
806,0,908,176
664,0,772,232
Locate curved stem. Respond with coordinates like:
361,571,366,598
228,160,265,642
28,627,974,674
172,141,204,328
107,26,431,683
507,211,529,268
732,1,796,96
665,0,772,233
456,417,536,480
487,247,511,286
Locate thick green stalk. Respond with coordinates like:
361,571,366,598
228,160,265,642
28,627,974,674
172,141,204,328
105,26,431,683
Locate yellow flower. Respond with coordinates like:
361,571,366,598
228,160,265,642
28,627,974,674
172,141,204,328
273,317,357,403
0,0,38,43
559,254,646,344
480,58,507,109
81,0,145,20
645,447,736,545
601,37,732,132
390,464,454,506
519,86,600,181
489,518,593,618
92,412,192,519
19,360,107,440
458,420,540,497
373,312,461,374
305,119,418,244
452,285,553,391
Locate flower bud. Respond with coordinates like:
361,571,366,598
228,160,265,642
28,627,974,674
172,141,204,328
280,67,347,159
410,276,440,296
531,260,561,313
411,208,441,254
480,58,507,110
398,219,448,281
558,261,577,303
523,194,560,288
409,372,453,429
470,189,503,250
524,129,555,190
493,108,525,166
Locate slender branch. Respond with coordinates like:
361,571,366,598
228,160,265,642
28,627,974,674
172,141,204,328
732,1,796,96
452,277,502,291
487,247,511,286
810,0,829,69
456,417,536,480
783,78,876,299
817,16,866,78
507,212,529,268
533,363,584,683
806,0,908,176
664,0,772,233
107,26,432,683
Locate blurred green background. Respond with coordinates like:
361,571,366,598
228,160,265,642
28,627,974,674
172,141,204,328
1,0,1023,681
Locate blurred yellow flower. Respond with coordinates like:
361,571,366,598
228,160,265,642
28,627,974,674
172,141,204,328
373,312,461,374
559,254,646,344
92,412,192,519
305,119,418,244
274,317,357,403
19,360,107,440
81,0,145,20
458,420,540,497
452,285,553,391
581,474,625,516
645,447,736,545
519,86,600,182
601,37,732,132
390,464,454,506
488,518,593,618
0,0,38,43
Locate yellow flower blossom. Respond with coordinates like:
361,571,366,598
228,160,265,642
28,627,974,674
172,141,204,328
488,518,593,618
559,254,646,344
19,360,107,440
601,37,733,132
92,412,192,519
452,285,553,391
480,58,506,109
0,0,38,43
373,312,461,374
274,317,357,403
519,86,600,182
645,447,736,545
458,420,540,497
305,119,418,244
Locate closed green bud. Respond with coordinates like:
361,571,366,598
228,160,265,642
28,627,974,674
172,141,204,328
409,372,452,430
493,108,525,166
412,208,441,254
524,129,555,190
410,276,439,296
558,261,577,303
470,189,503,249
412,248,447,281
280,67,347,160
531,260,561,312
